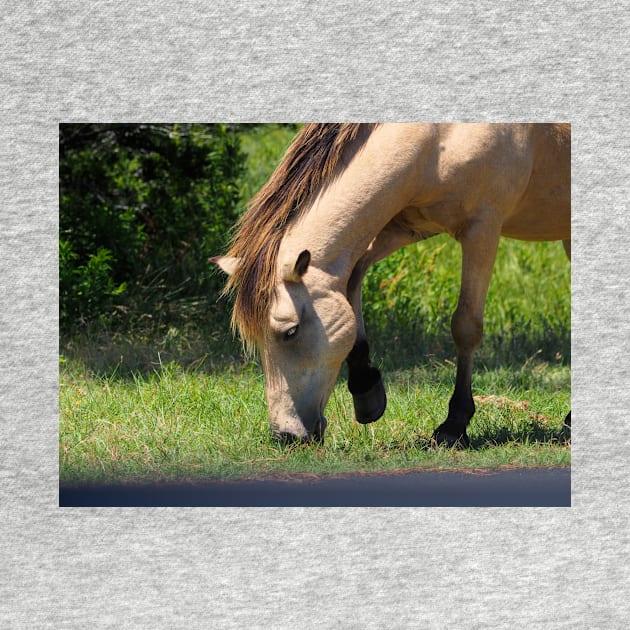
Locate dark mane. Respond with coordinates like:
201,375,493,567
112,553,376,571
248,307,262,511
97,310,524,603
224,123,376,348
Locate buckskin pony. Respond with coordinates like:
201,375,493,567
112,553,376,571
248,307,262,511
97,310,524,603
213,123,570,447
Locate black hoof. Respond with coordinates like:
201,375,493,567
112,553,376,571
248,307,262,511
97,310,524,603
351,370,387,424
431,425,470,449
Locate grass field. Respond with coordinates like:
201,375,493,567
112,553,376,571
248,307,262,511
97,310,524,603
59,356,569,484
60,124,570,484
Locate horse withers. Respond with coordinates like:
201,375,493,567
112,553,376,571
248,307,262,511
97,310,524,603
213,123,570,447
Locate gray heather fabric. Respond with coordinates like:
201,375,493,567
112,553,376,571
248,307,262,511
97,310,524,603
1,1,629,627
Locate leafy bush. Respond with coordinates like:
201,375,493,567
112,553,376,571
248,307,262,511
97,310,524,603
59,124,245,330
59,241,127,326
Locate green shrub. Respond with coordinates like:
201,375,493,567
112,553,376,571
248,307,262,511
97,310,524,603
59,124,245,330
59,240,127,326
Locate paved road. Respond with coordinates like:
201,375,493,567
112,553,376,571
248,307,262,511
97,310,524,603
60,467,570,507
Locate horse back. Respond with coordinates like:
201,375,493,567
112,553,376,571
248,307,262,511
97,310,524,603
400,123,570,243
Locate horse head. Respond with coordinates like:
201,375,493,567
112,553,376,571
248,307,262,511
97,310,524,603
214,249,357,443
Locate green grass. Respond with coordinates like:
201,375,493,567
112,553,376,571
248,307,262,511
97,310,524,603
59,356,570,485
237,124,298,204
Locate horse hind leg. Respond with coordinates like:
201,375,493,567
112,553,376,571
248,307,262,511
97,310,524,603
563,239,571,260
433,213,501,448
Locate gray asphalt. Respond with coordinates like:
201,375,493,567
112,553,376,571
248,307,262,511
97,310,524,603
59,467,570,507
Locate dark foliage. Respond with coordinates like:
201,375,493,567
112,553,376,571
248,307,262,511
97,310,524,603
59,124,245,330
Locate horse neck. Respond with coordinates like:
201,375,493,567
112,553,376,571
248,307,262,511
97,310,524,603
280,126,417,285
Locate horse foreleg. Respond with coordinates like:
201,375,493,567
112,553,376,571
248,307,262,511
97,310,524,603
346,338,387,424
346,222,420,423
433,215,501,448
346,262,386,423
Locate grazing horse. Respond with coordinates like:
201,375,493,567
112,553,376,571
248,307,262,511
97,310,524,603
213,123,570,447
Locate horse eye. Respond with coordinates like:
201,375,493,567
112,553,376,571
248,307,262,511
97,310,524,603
284,325,299,340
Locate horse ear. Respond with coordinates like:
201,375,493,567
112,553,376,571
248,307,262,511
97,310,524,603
283,250,311,282
210,256,240,276
294,250,311,278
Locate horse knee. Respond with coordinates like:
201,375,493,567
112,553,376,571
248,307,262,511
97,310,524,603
451,307,483,353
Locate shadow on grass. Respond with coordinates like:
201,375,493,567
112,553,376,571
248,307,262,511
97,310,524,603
61,319,570,383
319,417,570,459
468,424,570,450
60,326,248,379
367,321,570,373
386,428,569,454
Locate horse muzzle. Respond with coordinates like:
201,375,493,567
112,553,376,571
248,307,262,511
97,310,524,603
273,416,327,445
